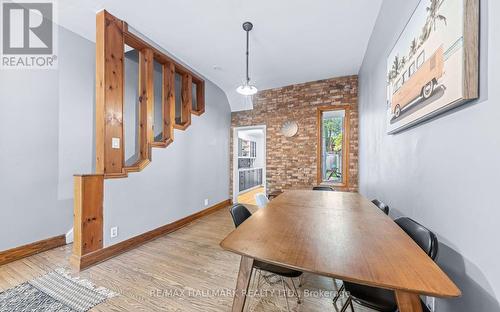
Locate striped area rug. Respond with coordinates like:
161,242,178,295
0,269,117,312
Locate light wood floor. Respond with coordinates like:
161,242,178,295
0,206,375,312
237,186,265,206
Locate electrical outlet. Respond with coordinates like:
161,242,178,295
111,137,120,149
110,226,118,238
425,296,435,312
204,199,209,206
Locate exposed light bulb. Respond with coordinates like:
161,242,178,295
236,84,258,96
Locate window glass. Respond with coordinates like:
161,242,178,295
320,109,345,183
402,70,408,83
409,62,416,76
394,78,402,93
417,51,425,68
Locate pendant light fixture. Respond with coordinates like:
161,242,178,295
236,22,258,96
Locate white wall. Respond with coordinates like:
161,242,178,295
358,0,500,311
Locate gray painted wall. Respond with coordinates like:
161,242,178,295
358,0,499,311
0,27,95,250
124,49,140,166
153,60,164,141
123,50,171,162
103,78,231,246
0,24,231,252
106,43,231,247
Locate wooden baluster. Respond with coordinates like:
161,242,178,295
138,48,154,162
163,62,175,144
181,73,192,127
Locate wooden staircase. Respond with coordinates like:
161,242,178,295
71,10,206,270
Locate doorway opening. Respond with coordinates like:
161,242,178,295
232,125,266,205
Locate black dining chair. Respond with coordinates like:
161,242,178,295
229,204,303,311
229,203,252,227
312,186,335,191
334,217,437,312
371,199,390,215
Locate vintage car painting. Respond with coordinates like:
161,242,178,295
390,45,444,119
386,0,478,134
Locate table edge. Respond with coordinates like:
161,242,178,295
219,240,461,298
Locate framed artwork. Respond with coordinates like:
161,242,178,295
386,0,479,134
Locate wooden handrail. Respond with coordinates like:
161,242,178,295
123,25,205,84
95,10,205,177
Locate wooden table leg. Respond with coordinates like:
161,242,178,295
232,256,254,312
395,290,423,312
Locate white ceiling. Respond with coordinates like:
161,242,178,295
57,0,382,111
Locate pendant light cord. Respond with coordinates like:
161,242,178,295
246,28,250,85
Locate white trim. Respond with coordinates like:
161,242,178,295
238,166,264,172
237,184,264,196
65,228,74,244
232,125,267,204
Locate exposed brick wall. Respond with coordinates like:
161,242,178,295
230,75,359,196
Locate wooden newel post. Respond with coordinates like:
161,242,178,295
95,10,125,178
71,174,104,271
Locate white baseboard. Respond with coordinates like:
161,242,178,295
65,228,74,244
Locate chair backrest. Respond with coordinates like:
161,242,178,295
394,217,439,260
254,193,269,208
229,204,252,228
371,199,390,215
312,186,335,191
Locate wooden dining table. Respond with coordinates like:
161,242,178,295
220,190,461,312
